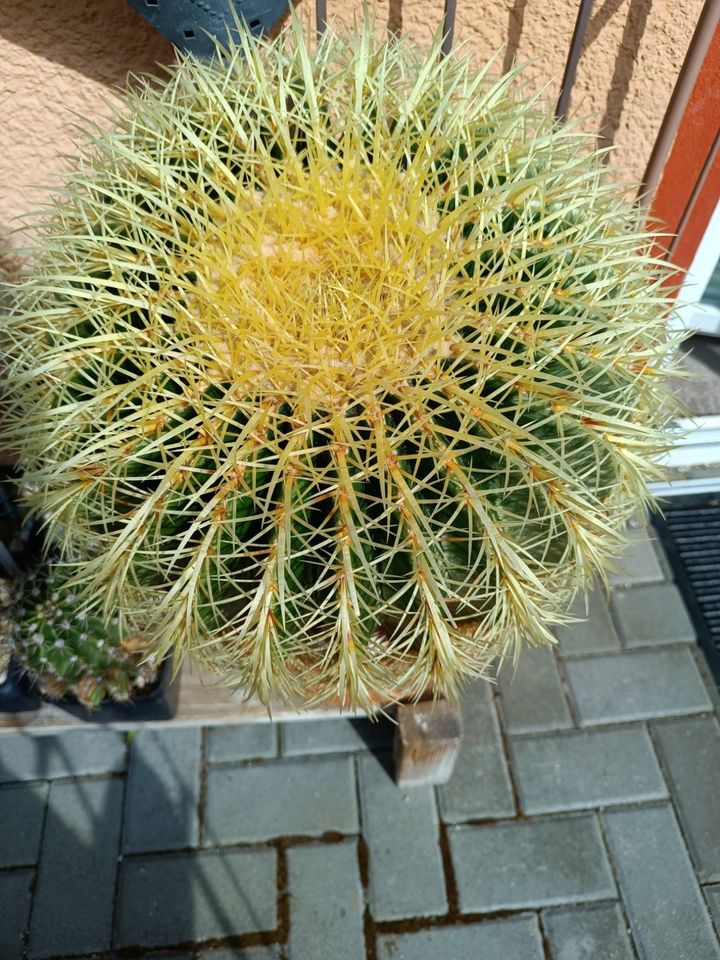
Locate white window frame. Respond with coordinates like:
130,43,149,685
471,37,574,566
672,199,720,337
649,414,720,496
653,201,720,492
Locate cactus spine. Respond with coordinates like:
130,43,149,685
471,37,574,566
2,21,681,711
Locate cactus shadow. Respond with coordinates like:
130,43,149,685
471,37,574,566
350,713,397,783
0,727,266,955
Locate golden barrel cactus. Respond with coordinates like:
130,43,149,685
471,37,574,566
2,21,681,710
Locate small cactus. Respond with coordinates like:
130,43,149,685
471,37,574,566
0,578,20,677
2,21,682,710
11,562,157,708
0,475,34,675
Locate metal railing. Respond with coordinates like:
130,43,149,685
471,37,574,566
314,0,719,210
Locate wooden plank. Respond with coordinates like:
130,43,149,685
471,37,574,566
0,666,363,734
394,698,463,787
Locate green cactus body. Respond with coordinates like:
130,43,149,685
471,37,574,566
12,564,156,708
3,21,682,710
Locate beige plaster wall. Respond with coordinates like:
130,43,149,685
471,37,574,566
0,0,704,260
0,0,173,260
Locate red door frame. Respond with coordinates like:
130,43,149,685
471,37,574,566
649,20,720,276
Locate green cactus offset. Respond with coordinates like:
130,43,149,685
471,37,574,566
11,561,157,708
0,477,31,674
1,20,683,711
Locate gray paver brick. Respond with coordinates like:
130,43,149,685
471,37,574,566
377,914,545,960
654,715,720,882
358,753,447,921
497,645,573,733
0,729,126,782
204,757,358,844
207,723,277,763
608,528,665,586
115,848,277,948
281,717,393,756
611,582,695,647
0,870,33,960
603,804,720,960
28,778,124,959
449,815,615,912
123,727,201,853
510,727,667,814
286,841,365,960
543,904,634,960
554,583,621,657
125,956,192,960
0,782,48,867
564,648,711,725
199,949,281,959
437,681,514,823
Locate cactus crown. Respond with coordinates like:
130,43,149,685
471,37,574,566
190,152,457,410
3,20,681,710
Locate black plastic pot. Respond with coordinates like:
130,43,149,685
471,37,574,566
47,658,181,723
0,657,42,713
1,467,44,714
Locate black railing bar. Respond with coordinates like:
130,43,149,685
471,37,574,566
316,0,327,38
555,0,594,121
441,0,458,57
668,125,720,259
640,0,720,204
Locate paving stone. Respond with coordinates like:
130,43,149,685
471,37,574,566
127,956,193,960
281,717,393,756
199,948,281,959
608,528,665,586
497,645,573,734
358,752,447,921
286,841,365,960
611,582,695,647
0,729,126,782
28,778,124,959
543,904,634,960
123,727,201,853
653,715,720,882
0,782,48,866
603,805,720,960
449,815,615,912
0,870,33,960
207,723,277,763
204,756,358,844
510,727,667,814
564,649,712,725
437,681,515,823
705,885,720,937
377,914,544,960
115,848,277,948
554,584,621,657
199,949,281,959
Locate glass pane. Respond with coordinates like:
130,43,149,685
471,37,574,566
703,256,720,308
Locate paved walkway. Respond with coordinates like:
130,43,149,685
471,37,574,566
2,525,720,960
